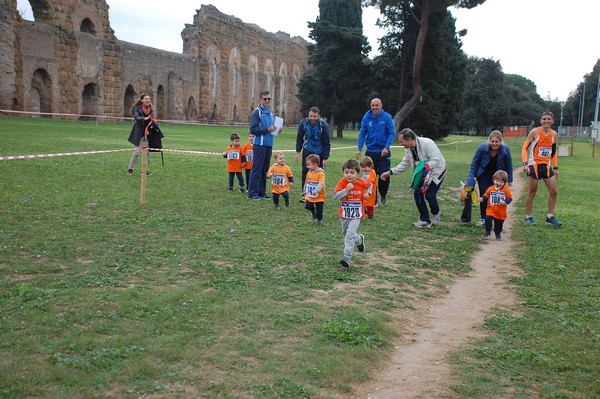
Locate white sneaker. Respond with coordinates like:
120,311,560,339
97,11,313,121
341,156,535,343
477,219,485,227
431,213,441,225
413,220,432,228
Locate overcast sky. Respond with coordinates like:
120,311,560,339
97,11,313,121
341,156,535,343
17,0,600,102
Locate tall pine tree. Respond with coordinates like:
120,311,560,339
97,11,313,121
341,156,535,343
297,0,371,137
373,7,467,138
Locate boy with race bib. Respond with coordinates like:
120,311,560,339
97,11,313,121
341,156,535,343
303,154,326,225
333,160,373,268
479,170,513,241
266,151,294,209
223,132,246,192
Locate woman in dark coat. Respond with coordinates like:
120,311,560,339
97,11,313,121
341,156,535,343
468,130,513,225
127,93,153,175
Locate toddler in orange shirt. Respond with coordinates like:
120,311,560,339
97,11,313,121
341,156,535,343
479,170,513,240
223,132,246,192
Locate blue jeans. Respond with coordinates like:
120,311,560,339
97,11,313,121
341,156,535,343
477,173,493,220
248,144,272,197
414,179,443,223
228,172,244,189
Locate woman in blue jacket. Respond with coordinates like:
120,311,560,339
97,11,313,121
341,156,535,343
468,130,513,225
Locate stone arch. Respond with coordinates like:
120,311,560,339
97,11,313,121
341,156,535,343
292,65,302,122
278,63,288,119
156,85,166,119
206,42,221,102
30,68,52,114
229,47,241,121
229,47,241,97
26,0,54,23
210,103,218,121
80,18,96,35
264,59,274,98
185,96,197,121
123,84,136,117
81,82,100,119
248,54,259,100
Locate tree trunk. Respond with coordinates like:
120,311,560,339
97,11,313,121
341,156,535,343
337,123,344,137
393,0,431,131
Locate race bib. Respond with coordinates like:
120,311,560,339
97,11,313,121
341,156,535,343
272,173,286,186
246,151,253,162
227,150,240,160
306,181,319,198
490,191,506,205
537,146,552,158
341,201,363,219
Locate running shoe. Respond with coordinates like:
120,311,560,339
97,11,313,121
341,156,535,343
545,216,562,227
524,216,537,225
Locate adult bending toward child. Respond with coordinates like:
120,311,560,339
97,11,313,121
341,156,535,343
380,128,446,228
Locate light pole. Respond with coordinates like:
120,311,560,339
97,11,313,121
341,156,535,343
559,101,564,128
593,71,600,129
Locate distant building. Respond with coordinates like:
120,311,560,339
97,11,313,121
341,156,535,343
0,1,309,123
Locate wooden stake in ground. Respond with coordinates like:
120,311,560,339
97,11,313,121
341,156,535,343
140,139,148,204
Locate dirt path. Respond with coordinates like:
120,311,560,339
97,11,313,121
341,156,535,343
358,173,525,399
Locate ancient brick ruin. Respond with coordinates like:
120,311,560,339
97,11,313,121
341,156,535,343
0,0,309,123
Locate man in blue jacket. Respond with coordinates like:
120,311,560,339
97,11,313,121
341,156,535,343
295,106,331,200
356,98,396,205
248,90,278,200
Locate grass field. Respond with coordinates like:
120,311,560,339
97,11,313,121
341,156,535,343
0,116,598,398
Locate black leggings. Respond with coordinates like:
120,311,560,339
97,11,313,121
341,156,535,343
273,192,290,207
305,201,324,221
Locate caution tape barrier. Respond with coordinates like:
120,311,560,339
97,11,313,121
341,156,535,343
0,141,475,162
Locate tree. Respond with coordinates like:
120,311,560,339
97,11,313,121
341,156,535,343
365,0,486,131
297,0,371,137
459,57,510,133
563,59,600,127
503,74,546,126
373,8,467,138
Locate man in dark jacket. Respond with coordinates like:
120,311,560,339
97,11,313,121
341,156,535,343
295,106,331,200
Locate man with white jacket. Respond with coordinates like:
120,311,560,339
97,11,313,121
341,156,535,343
381,128,446,228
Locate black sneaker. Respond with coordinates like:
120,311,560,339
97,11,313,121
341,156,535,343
380,196,387,205
357,234,365,252
340,258,350,268
228,187,234,192
127,169,133,176
240,187,246,193
482,231,491,237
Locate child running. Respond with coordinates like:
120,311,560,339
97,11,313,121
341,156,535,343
479,170,513,240
303,154,326,225
333,159,372,268
360,156,378,221
243,132,254,189
222,132,246,192
266,151,294,209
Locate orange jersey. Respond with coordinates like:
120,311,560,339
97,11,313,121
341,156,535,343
267,164,293,195
522,127,557,167
362,169,377,207
305,168,326,203
224,144,245,172
483,185,513,221
333,177,372,219
243,142,253,170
